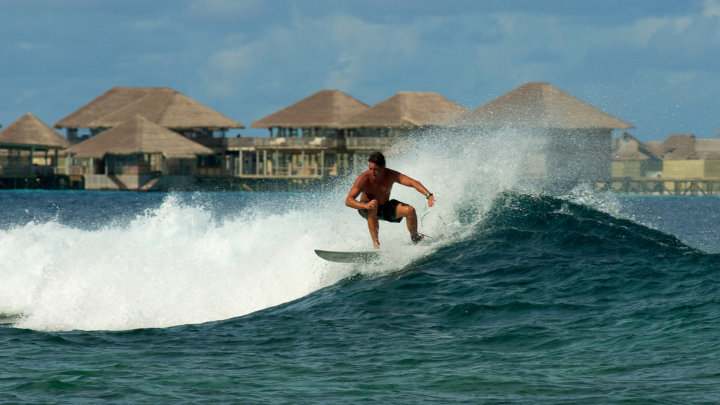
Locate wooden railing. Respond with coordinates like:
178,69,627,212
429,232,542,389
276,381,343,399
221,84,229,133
225,137,255,148
226,137,341,149
601,178,720,195
225,136,394,150
0,165,60,176
345,137,393,150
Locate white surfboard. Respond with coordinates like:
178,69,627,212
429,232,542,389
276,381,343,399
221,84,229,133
314,249,381,263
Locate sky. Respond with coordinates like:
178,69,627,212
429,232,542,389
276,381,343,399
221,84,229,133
1,0,719,142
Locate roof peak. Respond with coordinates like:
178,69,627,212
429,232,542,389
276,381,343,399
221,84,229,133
340,91,466,129
250,89,368,129
461,82,634,129
55,86,243,130
0,112,68,148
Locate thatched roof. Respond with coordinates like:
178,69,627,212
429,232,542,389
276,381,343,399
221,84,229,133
612,132,659,161
250,90,369,129
65,115,215,159
340,92,467,129
644,141,664,157
657,134,696,160
461,82,634,129
0,112,69,149
693,138,720,159
54,87,243,130
645,134,720,160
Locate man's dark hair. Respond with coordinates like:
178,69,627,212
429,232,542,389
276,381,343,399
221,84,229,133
368,151,386,167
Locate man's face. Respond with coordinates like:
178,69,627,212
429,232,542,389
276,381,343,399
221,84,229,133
368,162,385,180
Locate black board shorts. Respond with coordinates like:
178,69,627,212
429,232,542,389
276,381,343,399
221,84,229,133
358,199,403,223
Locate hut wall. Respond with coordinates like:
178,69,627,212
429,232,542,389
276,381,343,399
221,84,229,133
544,128,612,187
663,159,720,179
610,160,662,178
663,160,705,179
705,160,720,178
235,150,326,178
473,127,611,189
70,158,93,175
611,160,662,178
0,149,32,175
611,161,642,178
106,154,149,175
167,158,197,175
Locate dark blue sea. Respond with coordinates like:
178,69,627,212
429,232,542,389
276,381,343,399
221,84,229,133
2,187,720,403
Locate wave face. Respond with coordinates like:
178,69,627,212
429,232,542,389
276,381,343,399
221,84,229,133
206,192,719,403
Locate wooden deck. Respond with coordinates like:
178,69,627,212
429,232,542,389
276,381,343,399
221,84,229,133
601,178,720,195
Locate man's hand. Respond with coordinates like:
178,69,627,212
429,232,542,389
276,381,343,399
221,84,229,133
367,200,378,210
428,195,435,207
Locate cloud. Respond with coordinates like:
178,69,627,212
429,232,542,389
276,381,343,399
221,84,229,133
200,13,424,100
703,0,720,17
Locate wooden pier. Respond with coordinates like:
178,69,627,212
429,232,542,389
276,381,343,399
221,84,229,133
601,178,720,195
0,174,78,190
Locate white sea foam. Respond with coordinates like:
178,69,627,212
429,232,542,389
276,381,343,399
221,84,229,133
0,128,534,331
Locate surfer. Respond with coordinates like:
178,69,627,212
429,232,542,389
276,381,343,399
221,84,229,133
346,151,436,249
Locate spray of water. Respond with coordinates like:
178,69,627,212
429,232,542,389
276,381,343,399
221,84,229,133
0,127,539,331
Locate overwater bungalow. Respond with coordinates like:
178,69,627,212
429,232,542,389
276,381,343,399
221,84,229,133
609,133,720,195
243,90,370,178
340,91,467,144
54,86,244,148
459,82,634,190
250,89,368,138
0,113,70,189
611,132,662,178
239,90,467,181
64,115,215,191
648,134,720,179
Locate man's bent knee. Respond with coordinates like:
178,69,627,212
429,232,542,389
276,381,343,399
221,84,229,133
397,204,415,218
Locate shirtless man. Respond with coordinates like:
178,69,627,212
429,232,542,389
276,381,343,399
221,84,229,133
346,151,436,249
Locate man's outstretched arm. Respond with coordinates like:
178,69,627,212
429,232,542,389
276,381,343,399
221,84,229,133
397,173,435,207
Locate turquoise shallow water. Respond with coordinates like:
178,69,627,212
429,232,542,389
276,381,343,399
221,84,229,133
2,191,720,403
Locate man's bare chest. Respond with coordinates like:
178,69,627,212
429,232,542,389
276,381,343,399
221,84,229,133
363,180,394,198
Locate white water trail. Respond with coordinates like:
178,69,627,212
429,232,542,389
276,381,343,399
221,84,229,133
0,128,536,331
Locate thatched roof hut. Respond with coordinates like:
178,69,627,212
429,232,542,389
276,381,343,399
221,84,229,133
65,115,215,159
693,138,720,159
612,132,660,161
340,92,467,129
0,113,69,149
647,134,696,160
644,134,720,160
54,87,243,130
461,82,634,129
250,90,368,129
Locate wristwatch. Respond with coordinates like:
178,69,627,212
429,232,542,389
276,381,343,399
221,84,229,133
425,193,433,199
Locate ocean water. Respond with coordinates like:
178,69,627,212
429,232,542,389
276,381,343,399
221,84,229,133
3,132,720,403
1,190,720,403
